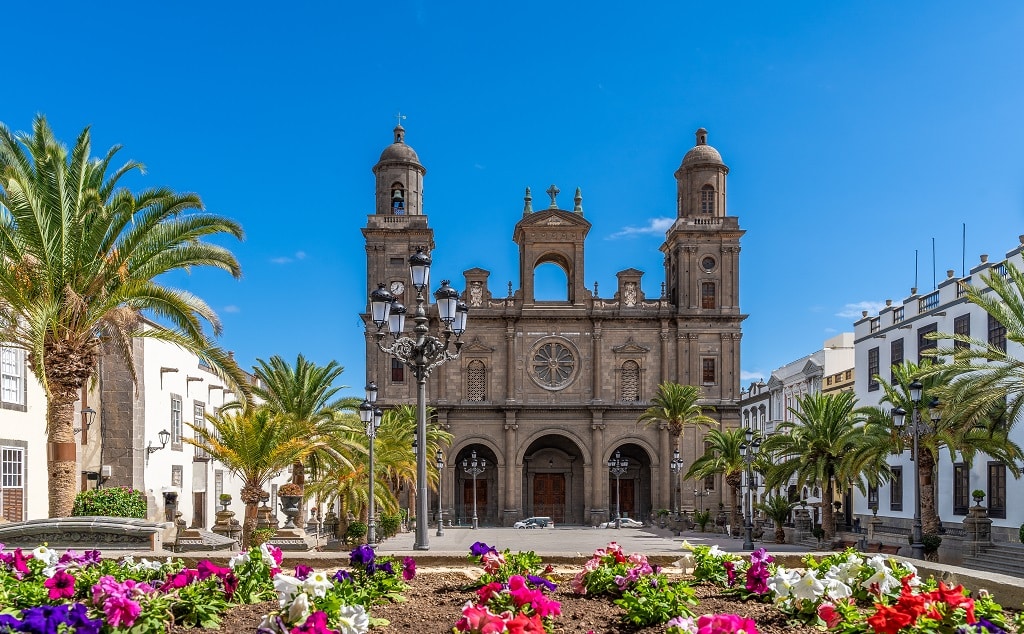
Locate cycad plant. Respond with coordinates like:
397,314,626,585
0,115,247,517
756,494,796,544
685,428,746,535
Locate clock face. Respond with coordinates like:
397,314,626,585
701,256,716,272
389,281,405,296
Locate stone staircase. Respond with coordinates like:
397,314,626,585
962,542,1024,578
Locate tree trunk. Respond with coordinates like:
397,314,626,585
919,449,940,535
240,482,263,549
774,525,786,544
46,389,80,518
726,472,742,537
822,480,835,540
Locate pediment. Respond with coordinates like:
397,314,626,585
616,268,645,278
463,267,490,277
515,209,592,230
801,359,823,377
461,337,496,353
766,375,784,389
611,338,651,354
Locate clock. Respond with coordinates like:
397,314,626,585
389,281,405,296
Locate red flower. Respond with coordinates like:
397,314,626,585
504,612,545,634
476,582,503,604
867,604,914,634
934,582,976,623
818,603,841,629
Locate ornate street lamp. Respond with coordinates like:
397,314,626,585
695,487,710,513
435,449,445,537
740,427,763,550
891,380,941,560
669,450,684,515
369,247,467,551
462,450,487,529
608,451,629,529
359,394,382,547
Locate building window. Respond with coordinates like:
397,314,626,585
953,314,970,350
171,465,183,488
390,183,406,215
620,360,640,402
890,338,903,383
917,323,938,363
988,314,1007,353
867,484,879,510
214,470,224,500
702,358,716,385
0,346,26,409
467,360,486,402
700,185,715,214
701,282,716,309
171,394,183,451
953,463,969,516
867,347,879,392
1,446,25,522
391,358,404,383
890,466,903,511
194,401,208,459
988,462,1006,519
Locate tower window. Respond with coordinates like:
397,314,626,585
702,358,716,385
620,360,640,402
391,358,405,383
700,185,715,214
467,360,486,401
391,183,406,215
701,282,716,309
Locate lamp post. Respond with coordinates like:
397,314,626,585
740,427,763,551
891,379,941,560
369,247,468,551
669,450,684,515
359,383,382,548
435,449,445,537
608,451,629,529
462,450,486,529
695,487,710,513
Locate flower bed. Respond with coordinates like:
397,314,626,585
2,540,1022,633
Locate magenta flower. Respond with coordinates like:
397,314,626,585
103,595,142,628
197,560,231,581
696,613,759,634
402,556,417,581
294,564,314,580
44,570,77,599
289,610,333,634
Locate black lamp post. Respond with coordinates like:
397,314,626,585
359,382,381,547
695,487,710,512
435,449,445,537
462,450,486,529
740,427,763,550
608,451,629,529
369,247,467,551
891,379,941,560
669,450,684,515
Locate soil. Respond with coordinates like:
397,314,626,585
171,569,815,633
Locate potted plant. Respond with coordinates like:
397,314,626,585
278,482,303,529
871,505,878,516
972,489,986,506
218,493,232,511
694,509,711,532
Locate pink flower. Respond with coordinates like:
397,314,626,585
481,550,505,574
402,556,417,581
818,603,842,629
103,595,142,628
44,570,77,599
531,595,561,618
197,560,231,581
455,602,507,633
290,610,334,634
697,613,759,634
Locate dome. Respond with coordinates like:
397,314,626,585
377,125,421,164
680,127,723,167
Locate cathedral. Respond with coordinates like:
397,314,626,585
363,125,744,527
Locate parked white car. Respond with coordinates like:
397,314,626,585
513,516,554,529
598,518,644,529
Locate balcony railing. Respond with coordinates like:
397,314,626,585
918,291,939,313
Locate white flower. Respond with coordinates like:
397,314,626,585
287,592,310,625
302,571,334,598
825,561,859,586
137,558,166,571
336,604,370,634
228,552,249,569
767,567,801,600
274,574,303,606
260,543,278,567
866,555,888,572
258,613,286,633
791,570,825,602
861,568,899,595
32,546,58,565
707,545,725,557
823,577,852,601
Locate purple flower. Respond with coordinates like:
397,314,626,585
377,561,394,575
402,557,417,581
0,614,22,632
750,547,774,565
526,575,556,591
332,569,353,584
19,604,69,634
67,603,102,634
349,544,376,567
294,564,314,580
960,619,1007,634
469,541,495,558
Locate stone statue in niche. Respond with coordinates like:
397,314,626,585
623,282,638,306
470,281,483,307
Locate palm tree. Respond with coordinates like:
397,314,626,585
639,383,717,440
188,407,312,546
761,391,865,540
756,494,796,544
0,116,247,517
685,428,746,535
871,361,1023,535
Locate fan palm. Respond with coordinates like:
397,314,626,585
188,407,313,546
761,391,865,540
685,428,746,535
0,115,247,517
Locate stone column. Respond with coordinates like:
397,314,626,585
659,423,671,511
659,324,671,384
962,503,993,556
504,322,516,402
591,320,603,402
589,415,607,526
502,412,519,526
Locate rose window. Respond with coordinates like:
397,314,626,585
532,341,576,389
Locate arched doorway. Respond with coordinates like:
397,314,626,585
606,443,653,523
454,445,498,527
522,434,586,524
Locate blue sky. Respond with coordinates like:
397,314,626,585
5,2,1024,392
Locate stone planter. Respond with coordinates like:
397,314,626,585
280,495,302,530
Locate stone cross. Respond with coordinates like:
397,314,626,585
546,184,560,209
394,112,406,127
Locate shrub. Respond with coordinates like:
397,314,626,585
972,489,986,500
278,482,302,496
694,510,711,531
378,513,401,539
1019,523,1024,544
251,527,276,546
71,487,147,518
346,521,368,544
921,533,942,554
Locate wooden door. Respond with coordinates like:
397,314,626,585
463,479,487,524
533,473,565,523
610,477,635,518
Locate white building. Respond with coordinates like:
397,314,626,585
852,237,1024,540
0,325,290,527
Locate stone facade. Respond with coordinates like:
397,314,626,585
364,126,745,526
